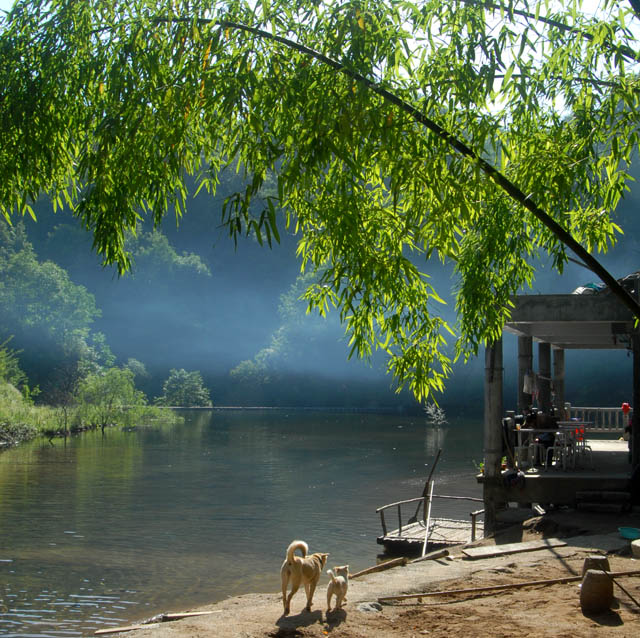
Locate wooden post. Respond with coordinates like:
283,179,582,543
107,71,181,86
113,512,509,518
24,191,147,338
470,509,484,542
538,342,551,412
379,510,387,536
633,333,640,469
553,347,565,412
517,336,533,415
483,338,503,536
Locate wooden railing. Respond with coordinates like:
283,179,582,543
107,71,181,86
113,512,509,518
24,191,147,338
376,495,485,542
564,403,632,433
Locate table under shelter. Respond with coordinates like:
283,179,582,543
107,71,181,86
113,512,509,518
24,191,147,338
480,289,640,534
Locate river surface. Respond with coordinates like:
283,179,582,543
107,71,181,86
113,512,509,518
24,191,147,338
0,409,483,637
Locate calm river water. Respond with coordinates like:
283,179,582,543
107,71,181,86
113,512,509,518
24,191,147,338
0,409,483,637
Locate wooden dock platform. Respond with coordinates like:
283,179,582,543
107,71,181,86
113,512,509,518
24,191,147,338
377,516,484,553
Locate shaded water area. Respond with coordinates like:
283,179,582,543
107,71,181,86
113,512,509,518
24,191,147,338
0,409,482,637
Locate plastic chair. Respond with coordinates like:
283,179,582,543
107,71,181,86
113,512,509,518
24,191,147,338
572,426,593,469
528,441,546,467
545,431,575,470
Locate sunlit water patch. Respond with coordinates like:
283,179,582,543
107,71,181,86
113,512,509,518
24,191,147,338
0,410,482,636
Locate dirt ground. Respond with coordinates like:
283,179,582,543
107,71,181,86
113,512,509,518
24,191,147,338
111,509,640,638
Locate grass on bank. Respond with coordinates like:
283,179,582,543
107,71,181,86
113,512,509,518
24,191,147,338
0,380,181,448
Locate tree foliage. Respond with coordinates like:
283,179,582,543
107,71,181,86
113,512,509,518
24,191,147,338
78,366,146,426
2,1,640,399
156,368,212,406
0,337,27,390
0,221,102,390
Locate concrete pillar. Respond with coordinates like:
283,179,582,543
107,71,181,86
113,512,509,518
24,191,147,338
517,336,533,415
483,337,503,535
553,347,565,412
538,342,551,412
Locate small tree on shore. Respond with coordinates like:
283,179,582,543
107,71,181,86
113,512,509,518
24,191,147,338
156,369,212,407
78,367,146,429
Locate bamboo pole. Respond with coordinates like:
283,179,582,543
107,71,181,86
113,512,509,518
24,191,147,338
408,449,442,523
378,569,640,603
421,481,435,557
350,556,408,579
608,575,640,609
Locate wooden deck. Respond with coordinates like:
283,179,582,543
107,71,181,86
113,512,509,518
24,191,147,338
478,439,632,507
377,516,484,554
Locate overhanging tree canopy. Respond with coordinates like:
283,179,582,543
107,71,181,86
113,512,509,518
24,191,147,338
2,0,640,399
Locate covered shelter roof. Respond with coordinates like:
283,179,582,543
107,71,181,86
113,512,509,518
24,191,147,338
504,293,636,350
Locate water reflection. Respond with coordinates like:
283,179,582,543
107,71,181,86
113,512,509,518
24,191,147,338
0,410,482,636
424,425,447,459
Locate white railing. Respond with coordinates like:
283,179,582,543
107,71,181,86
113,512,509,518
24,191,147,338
564,403,632,433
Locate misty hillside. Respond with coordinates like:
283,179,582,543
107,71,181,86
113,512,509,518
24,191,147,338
5,163,640,413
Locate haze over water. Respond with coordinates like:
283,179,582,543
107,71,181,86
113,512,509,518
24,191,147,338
0,409,482,637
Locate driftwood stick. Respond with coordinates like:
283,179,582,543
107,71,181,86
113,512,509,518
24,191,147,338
95,623,161,635
94,611,222,635
162,611,222,620
350,556,408,579
410,548,449,563
378,569,640,603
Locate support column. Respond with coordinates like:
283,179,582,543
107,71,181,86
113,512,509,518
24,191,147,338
553,347,565,413
633,334,640,470
483,337,503,536
538,342,551,413
517,336,533,415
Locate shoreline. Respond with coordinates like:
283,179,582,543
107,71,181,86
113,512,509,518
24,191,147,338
100,508,640,638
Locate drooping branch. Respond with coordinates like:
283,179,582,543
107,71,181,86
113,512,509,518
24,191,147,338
187,16,640,320
463,0,640,64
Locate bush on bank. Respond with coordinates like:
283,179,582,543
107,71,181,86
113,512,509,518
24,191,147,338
0,379,180,449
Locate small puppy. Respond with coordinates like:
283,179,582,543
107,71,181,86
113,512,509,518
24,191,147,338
326,565,349,612
280,540,329,615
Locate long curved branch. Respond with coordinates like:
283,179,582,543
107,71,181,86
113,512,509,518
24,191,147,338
158,15,640,319
463,0,640,64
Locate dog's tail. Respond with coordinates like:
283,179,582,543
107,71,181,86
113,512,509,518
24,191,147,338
286,540,308,563
327,569,337,583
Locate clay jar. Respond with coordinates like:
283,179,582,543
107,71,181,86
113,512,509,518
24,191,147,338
582,555,611,575
580,569,613,614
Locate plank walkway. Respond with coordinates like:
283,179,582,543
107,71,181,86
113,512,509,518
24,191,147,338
461,538,567,560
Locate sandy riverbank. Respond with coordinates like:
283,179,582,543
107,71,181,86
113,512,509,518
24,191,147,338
101,509,640,638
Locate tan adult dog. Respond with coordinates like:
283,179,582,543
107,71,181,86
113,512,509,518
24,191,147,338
280,540,329,615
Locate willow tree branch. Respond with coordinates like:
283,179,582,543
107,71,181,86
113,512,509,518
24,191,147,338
157,15,640,319
463,0,640,64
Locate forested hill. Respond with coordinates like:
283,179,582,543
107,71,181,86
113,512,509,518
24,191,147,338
3,164,640,413
4,171,421,410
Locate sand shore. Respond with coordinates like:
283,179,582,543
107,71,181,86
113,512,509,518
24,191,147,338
98,509,640,638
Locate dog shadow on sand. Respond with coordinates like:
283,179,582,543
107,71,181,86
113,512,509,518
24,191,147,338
276,608,347,632
276,608,322,631
324,608,347,629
